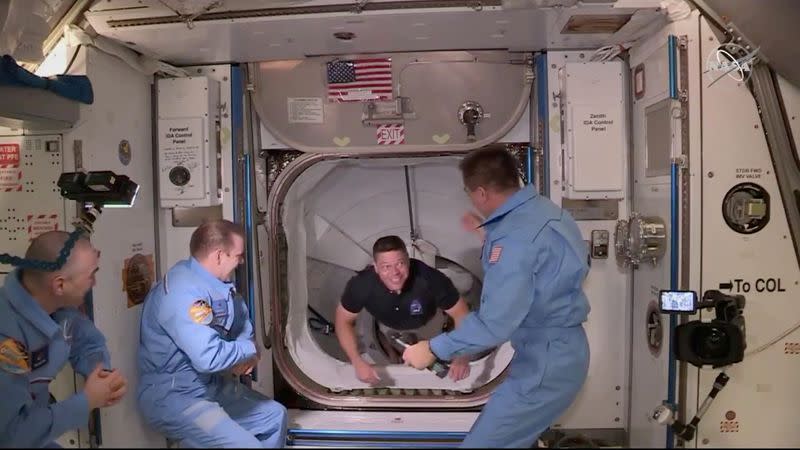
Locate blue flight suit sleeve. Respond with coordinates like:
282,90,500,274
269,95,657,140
430,236,537,361
235,297,255,342
0,341,90,447
52,307,111,376
157,288,256,373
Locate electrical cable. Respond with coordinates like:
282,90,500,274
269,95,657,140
0,228,85,271
589,42,634,62
307,305,335,335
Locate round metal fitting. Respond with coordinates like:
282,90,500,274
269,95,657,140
614,219,630,267
457,100,484,125
646,301,663,357
627,213,667,267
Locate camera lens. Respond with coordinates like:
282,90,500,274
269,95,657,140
692,326,730,359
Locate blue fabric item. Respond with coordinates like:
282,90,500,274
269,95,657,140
137,258,286,448
0,269,109,448
0,54,94,104
429,184,592,448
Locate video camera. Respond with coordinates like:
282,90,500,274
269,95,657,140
57,171,140,234
659,289,746,368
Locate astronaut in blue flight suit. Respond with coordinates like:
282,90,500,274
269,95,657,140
0,231,128,448
403,147,591,448
137,219,287,448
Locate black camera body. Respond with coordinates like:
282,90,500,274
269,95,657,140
57,171,139,234
660,289,746,368
57,171,139,208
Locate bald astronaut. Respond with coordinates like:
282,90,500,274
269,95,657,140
0,231,127,448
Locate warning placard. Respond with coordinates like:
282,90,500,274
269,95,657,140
376,124,405,145
0,143,22,192
0,168,21,191
0,143,20,166
27,214,59,240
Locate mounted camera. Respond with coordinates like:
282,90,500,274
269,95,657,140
57,171,140,234
659,289,746,368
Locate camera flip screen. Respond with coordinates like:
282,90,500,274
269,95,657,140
659,290,697,314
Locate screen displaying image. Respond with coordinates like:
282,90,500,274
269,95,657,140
660,291,696,312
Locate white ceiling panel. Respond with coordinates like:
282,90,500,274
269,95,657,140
84,0,666,65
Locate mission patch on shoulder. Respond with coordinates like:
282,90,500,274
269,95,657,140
189,299,213,325
0,337,30,374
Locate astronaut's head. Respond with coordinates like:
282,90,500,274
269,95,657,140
22,231,99,310
190,219,245,282
460,146,522,218
372,235,410,294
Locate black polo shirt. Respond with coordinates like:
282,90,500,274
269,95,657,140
340,258,460,330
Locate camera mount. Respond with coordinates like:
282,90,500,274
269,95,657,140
0,170,140,272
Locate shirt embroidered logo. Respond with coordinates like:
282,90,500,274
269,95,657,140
189,300,213,325
0,338,30,374
489,245,503,264
409,299,423,315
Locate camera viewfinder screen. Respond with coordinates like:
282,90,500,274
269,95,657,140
660,290,696,313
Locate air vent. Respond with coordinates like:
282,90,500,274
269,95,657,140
561,14,631,34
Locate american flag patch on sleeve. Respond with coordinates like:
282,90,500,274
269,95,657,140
488,245,503,263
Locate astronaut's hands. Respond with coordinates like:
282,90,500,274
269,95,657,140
354,359,380,385
232,340,260,376
85,364,127,410
448,356,471,381
402,340,436,370
231,359,256,376
461,212,486,242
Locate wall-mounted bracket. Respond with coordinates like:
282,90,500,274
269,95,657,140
361,97,416,126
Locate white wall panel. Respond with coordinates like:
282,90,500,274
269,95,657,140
547,51,630,430
63,46,164,448
697,18,800,448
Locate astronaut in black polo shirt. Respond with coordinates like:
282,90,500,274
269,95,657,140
334,235,471,385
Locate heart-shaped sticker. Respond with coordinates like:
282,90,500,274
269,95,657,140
432,134,450,144
333,136,351,147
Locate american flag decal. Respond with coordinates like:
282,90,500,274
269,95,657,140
326,58,393,102
489,245,503,263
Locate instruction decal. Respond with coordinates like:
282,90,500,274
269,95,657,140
0,143,22,192
735,168,763,180
159,118,203,168
580,110,615,133
718,278,786,293
27,214,59,240
287,97,324,124
376,124,404,145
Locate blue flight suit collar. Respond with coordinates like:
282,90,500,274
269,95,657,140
3,269,60,339
188,257,235,293
480,184,538,227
